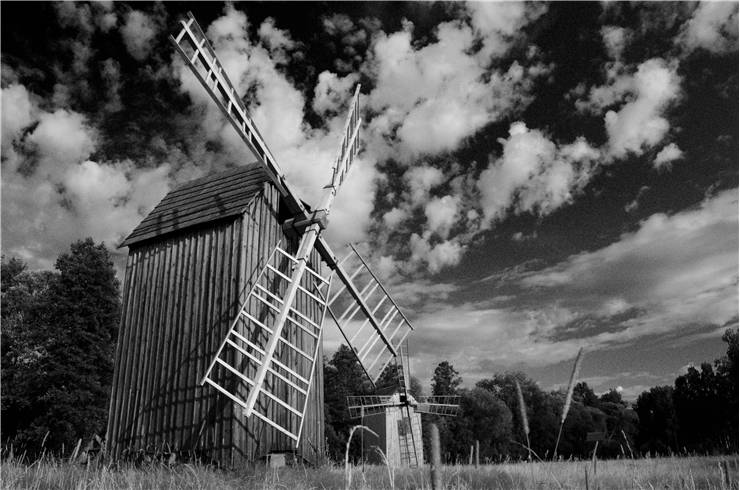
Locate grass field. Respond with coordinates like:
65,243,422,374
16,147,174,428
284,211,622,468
1,455,737,489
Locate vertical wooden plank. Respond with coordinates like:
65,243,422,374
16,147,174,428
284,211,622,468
174,233,195,451
141,241,167,448
186,229,205,454
106,251,137,456
124,245,157,448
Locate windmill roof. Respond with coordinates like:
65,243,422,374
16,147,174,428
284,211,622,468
120,163,269,248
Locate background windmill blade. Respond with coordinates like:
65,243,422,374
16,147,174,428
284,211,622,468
415,396,461,416
346,395,396,418
327,246,413,384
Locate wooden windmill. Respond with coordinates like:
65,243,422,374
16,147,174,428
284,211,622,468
347,335,460,467
106,13,412,466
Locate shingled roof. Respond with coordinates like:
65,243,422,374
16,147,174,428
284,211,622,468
120,163,269,247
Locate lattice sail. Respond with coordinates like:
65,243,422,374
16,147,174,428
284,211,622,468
201,243,331,445
328,245,413,384
415,396,461,416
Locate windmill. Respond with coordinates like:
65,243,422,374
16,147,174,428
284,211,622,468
345,295,461,468
157,13,409,457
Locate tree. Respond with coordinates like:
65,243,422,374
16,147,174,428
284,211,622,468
673,362,725,453
431,361,462,395
573,382,598,407
599,388,624,405
440,387,512,463
634,385,678,455
477,372,561,459
0,239,121,455
323,345,373,461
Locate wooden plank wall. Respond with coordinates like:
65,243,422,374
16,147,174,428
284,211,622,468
106,182,325,466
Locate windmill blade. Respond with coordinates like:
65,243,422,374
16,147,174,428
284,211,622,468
415,396,461,417
399,404,420,467
200,242,332,445
346,395,396,418
328,245,413,384
171,13,292,198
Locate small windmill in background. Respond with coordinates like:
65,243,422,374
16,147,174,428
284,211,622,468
343,288,461,469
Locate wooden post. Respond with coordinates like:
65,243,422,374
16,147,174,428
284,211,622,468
584,465,589,490
469,445,473,465
430,424,442,490
475,440,479,467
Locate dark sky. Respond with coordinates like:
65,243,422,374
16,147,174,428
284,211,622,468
2,2,737,398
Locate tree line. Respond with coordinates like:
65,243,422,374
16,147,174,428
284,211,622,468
324,330,738,463
1,241,737,463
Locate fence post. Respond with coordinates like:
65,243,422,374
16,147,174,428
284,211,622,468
430,423,442,490
475,440,479,467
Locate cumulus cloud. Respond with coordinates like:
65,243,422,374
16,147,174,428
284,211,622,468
653,142,683,170
121,10,158,61
1,84,35,150
409,232,465,274
477,122,600,225
425,195,460,239
601,25,630,59
677,2,738,54
1,90,172,270
604,59,681,158
364,14,548,159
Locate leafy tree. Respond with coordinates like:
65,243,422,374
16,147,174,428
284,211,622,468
634,385,678,455
673,362,724,453
478,372,560,459
573,382,598,407
599,388,624,405
431,361,462,395
440,387,512,463
322,345,373,461
1,239,121,455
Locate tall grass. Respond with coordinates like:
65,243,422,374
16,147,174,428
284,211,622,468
1,455,737,489
553,347,585,459
514,379,531,460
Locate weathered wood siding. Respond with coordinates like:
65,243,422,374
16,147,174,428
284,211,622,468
106,183,325,465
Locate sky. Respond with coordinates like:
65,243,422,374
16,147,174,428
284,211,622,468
1,1,737,400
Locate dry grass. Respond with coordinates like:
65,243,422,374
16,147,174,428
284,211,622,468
1,455,737,489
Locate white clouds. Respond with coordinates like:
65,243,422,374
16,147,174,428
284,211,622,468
601,26,629,59
27,109,97,169
409,233,465,274
405,165,444,206
1,84,35,149
312,71,359,116
678,2,738,54
121,10,158,61
424,195,460,239
477,122,600,225
364,16,547,158
603,59,681,159
521,189,738,338
1,85,172,271
654,142,683,170
467,2,548,59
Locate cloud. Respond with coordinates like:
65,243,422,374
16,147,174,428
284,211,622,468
521,189,738,342
477,122,600,225
677,2,738,54
406,189,738,379
603,59,681,159
424,195,460,239
601,26,630,59
1,86,172,272
653,142,683,170
1,84,36,150
364,16,547,158
312,71,359,117
121,10,158,61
